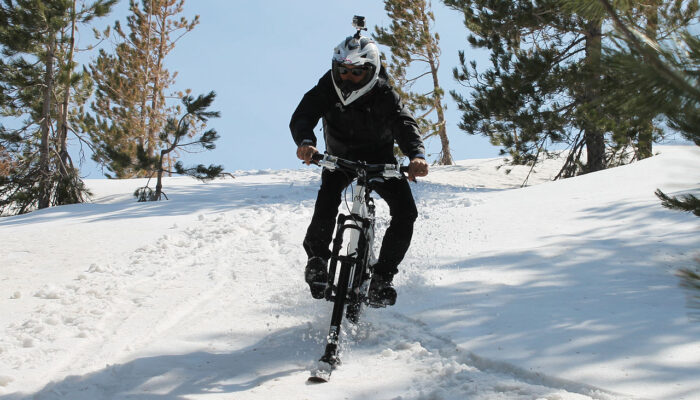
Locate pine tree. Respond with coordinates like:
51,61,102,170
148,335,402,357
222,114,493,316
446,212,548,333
374,0,453,165
563,0,696,160
443,0,670,177
0,0,114,215
561,1,699,213
101,91,227,201
86,0,199,178
590,0,697,142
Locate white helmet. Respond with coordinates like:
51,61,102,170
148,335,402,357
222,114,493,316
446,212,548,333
331,34,381,105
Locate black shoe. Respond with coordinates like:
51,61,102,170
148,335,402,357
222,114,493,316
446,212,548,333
368,274,396,306
305,257,328,299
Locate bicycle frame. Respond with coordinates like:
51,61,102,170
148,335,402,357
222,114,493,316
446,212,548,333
326,168,375,304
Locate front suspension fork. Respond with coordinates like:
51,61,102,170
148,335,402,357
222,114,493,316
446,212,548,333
320,213,371,365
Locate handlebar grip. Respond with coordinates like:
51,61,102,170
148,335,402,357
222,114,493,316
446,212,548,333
301,153,326,165
400,166,409,173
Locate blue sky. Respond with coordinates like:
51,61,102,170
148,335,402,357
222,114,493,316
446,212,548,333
70,0,498,178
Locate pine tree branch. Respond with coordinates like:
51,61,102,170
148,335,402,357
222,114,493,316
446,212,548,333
555,131,586,180
175,140,206,148
418,105,436,120
598,0,700,100
408,56,431,64
551,37,587,65
655,189,700,217
405,70,433,83
521,135,547,187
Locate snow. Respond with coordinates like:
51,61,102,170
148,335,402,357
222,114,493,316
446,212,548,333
1,145,699,400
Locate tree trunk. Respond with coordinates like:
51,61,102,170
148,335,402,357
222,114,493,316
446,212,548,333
637,128,653,159
56,0,77,204
155,144,175,201
150,7,168,175
429,55,452,165
584,19,605,172
138,1,154,176
154,148,167,200
39,37,56,209
155,162,164,200
637,3,659,160
421,1,453,165
433,74,453,165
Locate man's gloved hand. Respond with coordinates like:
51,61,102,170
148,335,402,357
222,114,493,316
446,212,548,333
408,158,428,182
297,145,319,165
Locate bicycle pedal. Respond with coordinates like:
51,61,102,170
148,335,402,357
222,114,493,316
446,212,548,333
367,299,389,308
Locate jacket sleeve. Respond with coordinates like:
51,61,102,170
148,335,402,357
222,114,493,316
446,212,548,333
385,88,426,160
289,71,333,147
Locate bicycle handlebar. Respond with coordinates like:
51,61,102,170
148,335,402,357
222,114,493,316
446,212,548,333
310,153,409,178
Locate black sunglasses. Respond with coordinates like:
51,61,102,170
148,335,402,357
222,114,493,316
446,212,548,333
336,66,368,76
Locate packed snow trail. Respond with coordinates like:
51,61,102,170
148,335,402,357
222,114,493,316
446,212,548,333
1,146,698,399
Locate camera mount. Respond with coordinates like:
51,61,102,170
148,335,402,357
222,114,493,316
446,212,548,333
352,15,367,39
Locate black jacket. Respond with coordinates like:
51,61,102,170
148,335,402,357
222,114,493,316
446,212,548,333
290,70,425,164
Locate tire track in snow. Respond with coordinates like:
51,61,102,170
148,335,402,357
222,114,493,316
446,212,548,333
1,200,321,399
1,201,314,396
1,216,238,393
87,204,316,360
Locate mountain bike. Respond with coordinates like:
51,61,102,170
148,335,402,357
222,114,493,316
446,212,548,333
307,153,408,383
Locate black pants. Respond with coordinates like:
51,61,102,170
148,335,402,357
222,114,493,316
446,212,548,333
303,168,418,277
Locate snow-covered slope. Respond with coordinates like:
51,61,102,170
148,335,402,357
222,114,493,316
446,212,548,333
1,146,698,400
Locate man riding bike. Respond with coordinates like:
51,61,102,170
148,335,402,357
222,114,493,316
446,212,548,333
290,28,428,306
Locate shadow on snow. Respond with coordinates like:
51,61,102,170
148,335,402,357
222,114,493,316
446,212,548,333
396,196,700,400
6,324,323,400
